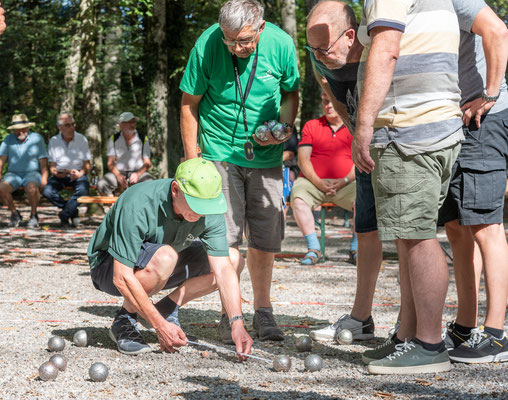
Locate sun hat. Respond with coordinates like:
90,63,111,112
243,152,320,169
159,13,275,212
7,114,35,130
175,158,227,215
118,112,138,123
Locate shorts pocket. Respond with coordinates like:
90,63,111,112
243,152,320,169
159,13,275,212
460,159,506,210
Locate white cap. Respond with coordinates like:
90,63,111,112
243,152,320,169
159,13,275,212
118,112,137,123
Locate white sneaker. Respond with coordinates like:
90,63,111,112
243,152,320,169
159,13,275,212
310,314,375,342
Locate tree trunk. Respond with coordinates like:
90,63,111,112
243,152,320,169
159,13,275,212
79,0,102,174
101,1,122,140
145,0,169,178
60,30,82,113
280,0,298,58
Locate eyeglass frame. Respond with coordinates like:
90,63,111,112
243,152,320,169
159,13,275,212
222,26,261,48
305,27,351,55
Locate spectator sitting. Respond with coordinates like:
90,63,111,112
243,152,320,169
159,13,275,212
291,92,355,265
0,114,48,228
42,113,91,227
97,112,153,197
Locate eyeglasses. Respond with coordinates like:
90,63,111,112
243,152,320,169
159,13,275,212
61,123,74,128
222,27,260,48
305,27,350,55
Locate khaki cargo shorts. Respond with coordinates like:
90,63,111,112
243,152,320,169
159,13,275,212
290,177,355,212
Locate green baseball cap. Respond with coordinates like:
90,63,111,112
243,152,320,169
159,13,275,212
175,158,227,215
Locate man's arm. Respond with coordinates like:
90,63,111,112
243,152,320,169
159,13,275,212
462,7,508,127
298,146,335,195
0,155,6,180
112,259,187,352
208,255,253,360
70,160,91,181
353,27,401,173
129,158,151,185
39,158,48,187
107,155,127,189
181,92,203,160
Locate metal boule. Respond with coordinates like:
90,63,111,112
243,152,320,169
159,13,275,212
89,362,109,382
47,336,65,352
266,120,278,130
38,361,59,381
49,354,67,371
337,329,353,345
304,354,323,372
295,336,312,352
272,355,292,372
254,125,270,141
271,123,288,141
73,330,88,347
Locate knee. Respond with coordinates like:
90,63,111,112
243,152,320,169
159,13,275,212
471,224,504,245
229,247,245,275
292,197,309,213
25,182,39,195
144,246,178,281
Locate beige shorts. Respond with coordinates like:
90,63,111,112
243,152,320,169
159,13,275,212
213,162,284,253
290,177,356,212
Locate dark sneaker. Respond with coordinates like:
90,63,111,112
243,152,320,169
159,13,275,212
27,214,39,228
8,211,22,227
362,338,397,365
252,307,284,341
58,211,70,227
368,340,451,375
71,216,81,227
109,310,151,355
218,314,234,345
310,314,375,342
442,321,471,350
138,315,180,332
448,327,508,363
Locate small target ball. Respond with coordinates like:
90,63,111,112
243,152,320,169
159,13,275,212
273,355,292,372
304,354,323,372
271,123,288,141
266,120,278,130
47,336,65,352
337,329,353,345
73,330,88,347
38,361,59,381
89,362,109,382
254,125,270,141
295,336,312,352
49,354,67,371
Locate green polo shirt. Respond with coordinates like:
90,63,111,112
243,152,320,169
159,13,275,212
87,179,229,270
180,22,300,168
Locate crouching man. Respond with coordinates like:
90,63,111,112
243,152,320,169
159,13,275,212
87,158,253,358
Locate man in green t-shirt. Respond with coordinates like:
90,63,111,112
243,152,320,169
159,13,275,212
180,0,299,343
88,158,253,358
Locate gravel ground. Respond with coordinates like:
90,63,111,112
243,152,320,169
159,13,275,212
0,202,507,400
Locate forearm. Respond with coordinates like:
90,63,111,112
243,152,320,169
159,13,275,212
136,160,151,175
279,90,299,126
298,155,322,187
213,262,243,321
181,96,200,160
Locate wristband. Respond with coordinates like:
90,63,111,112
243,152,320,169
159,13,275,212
344,177,349,184
230,315,244,324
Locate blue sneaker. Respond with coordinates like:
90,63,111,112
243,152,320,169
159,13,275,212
109,310,151,355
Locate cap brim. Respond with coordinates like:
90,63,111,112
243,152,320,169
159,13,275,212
184,192,227,215
7,122,35,130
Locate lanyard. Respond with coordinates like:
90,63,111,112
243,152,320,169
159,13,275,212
232,49,258,160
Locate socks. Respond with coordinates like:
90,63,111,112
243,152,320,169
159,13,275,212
453,322,474,337
413,338,446,352
349,233,358,252
304,232,320,252
484,326,505,339
154,296,180,321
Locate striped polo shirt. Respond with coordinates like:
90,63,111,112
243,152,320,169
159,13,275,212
357,0,463,155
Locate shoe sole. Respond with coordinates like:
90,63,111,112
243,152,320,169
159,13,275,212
108,328,152,355
368,361,451,375
449,352,508,364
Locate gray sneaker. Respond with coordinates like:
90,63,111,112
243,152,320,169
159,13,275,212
138,315,180,332
253,307,284,341
109,311,151,355
310,314,375,342
362,338,397,364
367,340,451,375
218,314,234,345
8,211,22,227
27,214,39,228
71,216,81,227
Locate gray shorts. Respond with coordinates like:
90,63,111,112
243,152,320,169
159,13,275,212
90,241,210,296
97,171,154,195
214,162,284,253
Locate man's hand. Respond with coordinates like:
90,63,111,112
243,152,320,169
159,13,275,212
40,176,48,189
252,124,292,146
352,128,375,174
315,179,336,196
69,169,83,180
461,97,495,128
128,171,140,185
156,320,188,353
231,321,253,361
116,174,128,189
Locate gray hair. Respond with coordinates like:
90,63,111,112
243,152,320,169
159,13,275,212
57,113,74,126
219,0,264,33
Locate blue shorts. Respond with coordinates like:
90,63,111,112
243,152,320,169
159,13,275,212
2,171,42,191
91,241,211,296
354,168,378,233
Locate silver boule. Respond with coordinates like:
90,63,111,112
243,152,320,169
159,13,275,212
272,355,292,372
38,361,59,381
304,354,323,372
266,120,278,130
47,335,65,352
295,336,312,352
337,328,353,345
89,362,109,382
254,125,270,141
73,330,88,347
271,123,288,141
49,354,67,371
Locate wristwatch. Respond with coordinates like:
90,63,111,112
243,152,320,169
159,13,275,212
230,315,244,324
482,89,500,102
344,177,349,184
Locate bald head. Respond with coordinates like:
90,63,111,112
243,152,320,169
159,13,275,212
307,1,357,36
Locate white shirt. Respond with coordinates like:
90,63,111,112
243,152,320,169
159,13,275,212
106,131,151,172
48,132,91,171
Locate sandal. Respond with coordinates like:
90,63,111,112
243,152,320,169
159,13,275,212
301,249,321,265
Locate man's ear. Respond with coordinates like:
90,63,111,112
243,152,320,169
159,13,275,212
171,181,179,197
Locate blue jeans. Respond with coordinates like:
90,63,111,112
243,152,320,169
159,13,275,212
42,175,90,219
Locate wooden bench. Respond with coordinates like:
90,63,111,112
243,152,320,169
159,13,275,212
77,196,118,204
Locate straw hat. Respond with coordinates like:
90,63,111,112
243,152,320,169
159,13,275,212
7,114,35,130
